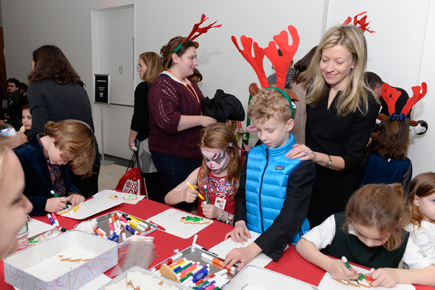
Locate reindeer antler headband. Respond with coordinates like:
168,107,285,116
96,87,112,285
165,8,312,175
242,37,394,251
343,11,375,34
232,25,299,118
174,14,222,53
379,83,427,126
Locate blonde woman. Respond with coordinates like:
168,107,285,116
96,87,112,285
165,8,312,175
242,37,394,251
287,25,380,227
129,52,163,173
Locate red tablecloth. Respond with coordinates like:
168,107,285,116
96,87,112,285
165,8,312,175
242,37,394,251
1,198,431,289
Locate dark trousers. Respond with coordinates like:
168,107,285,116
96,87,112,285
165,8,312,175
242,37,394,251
151,150,201,212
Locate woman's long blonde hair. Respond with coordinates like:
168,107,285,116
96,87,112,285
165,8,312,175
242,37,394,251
306,25,377,116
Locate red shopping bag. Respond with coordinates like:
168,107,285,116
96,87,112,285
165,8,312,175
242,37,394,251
115,150,147,197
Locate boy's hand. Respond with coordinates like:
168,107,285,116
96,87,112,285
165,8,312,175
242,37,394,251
370,268,399,288
200,203,221,219
184,186,198,203
223,242,262,271
45,197,68,213
327,259,358,281
67,194,85,208
225,220,251,243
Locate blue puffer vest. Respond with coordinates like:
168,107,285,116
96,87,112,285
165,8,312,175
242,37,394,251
245,134,310,244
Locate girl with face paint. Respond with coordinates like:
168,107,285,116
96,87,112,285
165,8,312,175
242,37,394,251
165,123,241,224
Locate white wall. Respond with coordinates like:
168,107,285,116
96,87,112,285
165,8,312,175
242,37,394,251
2,0,434,176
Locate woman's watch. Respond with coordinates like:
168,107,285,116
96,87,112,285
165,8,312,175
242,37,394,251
325,154,332,167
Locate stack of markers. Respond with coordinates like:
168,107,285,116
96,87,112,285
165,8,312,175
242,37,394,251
93,213,153,244
151,252,231,290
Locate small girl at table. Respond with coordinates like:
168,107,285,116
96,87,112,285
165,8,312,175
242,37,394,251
405,172,435,263
165,123,241,224
14,119,95,216
296,183,435,288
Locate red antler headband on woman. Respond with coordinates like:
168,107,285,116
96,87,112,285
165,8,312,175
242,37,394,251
380,83,428,125
174,14,222,53
343,11,375,33
232,25,299,118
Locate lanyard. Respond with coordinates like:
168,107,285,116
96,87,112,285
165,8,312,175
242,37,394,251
168,69,201,111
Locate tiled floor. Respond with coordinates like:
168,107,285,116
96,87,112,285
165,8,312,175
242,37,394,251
98,164,127,191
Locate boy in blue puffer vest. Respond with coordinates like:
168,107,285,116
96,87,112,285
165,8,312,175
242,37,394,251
223,88,315,270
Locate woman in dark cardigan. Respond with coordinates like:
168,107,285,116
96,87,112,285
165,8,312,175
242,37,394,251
148,36,216,211
27,45,100,199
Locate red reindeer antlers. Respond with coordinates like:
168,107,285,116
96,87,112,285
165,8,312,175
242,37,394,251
232,25,299,90
182,14,222,45
381,83,428,117
232,35,268,88
381,84,402,116
343,11,375,33
402,82,427,116
264,26,299,89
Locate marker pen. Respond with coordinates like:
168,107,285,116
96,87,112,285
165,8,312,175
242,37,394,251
129,220,145,232
180,265,198,279
204,185,209,204
342,256,353,271
180,263,197,276
108,231,117,241
47,214,56,226
128,221,139,232
59,227,68,232
183,265,205,286
192,265,209,282
200,281,216,290
168,258,185,268
201,253,235,272
97,227,107,236
128,216,148,227
51,190,69,208
51,213,59,227
72,202,83,213
111,214,117,225
118,213,129,224
121,225,127,242
149,220,166,231
195,274,216,286
94,228,106,238
176,262,193,274
109,219,113,235
125,224,137,235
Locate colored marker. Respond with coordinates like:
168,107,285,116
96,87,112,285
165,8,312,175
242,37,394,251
180,265,198,279
129,220,145,232
195,274,216,286
94,228,105,238
118,214,129,224
201,281,216,290
125,224,137,235
155,252,183,271
204,185,209,204
180,262,197,275
47,214,56,226
109,219,113,235
51,190,69,208
59,227,68,232
187,182,205,200
169,258,186,268
51,213,59,227
129,216,149,228
342,256,353,271
150,221,166,231
121,225,127,242
72,202,83,213
108,231,117,241
201,253,235,272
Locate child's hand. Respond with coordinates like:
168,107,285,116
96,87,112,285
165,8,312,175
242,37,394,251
327,259,358,281
223,242,262,271
16,131,28,145
200,203,221,219
184,186,198,203
225,220,251,243
67,194,85,208
370,268,399,288
45,197,69,213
